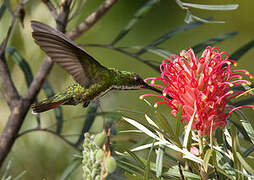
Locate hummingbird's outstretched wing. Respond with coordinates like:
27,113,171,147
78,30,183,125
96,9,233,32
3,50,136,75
31,21,106,88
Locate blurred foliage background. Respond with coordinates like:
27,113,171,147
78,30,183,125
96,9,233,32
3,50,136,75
0,0,254,179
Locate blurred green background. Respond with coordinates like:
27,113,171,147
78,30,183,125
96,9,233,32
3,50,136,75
0,0,254,179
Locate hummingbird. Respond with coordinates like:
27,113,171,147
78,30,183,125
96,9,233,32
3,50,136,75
31,21,167,113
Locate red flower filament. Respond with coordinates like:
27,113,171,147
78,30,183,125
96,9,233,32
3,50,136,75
141,46,254,135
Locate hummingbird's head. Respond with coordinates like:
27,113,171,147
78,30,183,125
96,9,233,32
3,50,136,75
117,72,172,99
116,72,167,96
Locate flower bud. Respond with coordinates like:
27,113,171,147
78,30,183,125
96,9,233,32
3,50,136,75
94,131,106,147
105,156,117,174
96,149,104,162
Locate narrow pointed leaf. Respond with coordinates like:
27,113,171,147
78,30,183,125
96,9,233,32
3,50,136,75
215,151,236,179
183,109,196,148
229,120,251,143
42,80,63,134
59,160,80,180
117,161,144,177
182,3,239,11
111,0,158,45
175,105,182,137
1,160,11,180
231,125,242,179
192,32,238,53
6,47,33,86
155,146,164,178
191,14,225,23
164,166,201,179
210,119,213,148
136,19,209,55
12,171,26,180
229,40,254,60
155,111,182,147
6,47,41,126
203,149,214,172
243,145,254,158
236,152,254,175
144,141,154,180
123,117,160,140
75,101,99,146
126,150,145,169
141,46,173,59
0,3,6,21
234,109,254,144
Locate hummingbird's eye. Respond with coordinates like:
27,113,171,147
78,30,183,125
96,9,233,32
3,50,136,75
134,75,139,81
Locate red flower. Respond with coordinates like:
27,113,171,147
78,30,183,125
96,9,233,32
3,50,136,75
142,46,254,135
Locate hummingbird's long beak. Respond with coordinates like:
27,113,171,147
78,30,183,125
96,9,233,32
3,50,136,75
143,83,172,100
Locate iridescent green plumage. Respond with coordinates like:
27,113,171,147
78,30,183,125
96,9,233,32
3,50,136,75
31,21,165,113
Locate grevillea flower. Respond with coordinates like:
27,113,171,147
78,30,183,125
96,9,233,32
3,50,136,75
141,46,254,135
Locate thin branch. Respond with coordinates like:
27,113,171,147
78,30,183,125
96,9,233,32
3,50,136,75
41,0,58,19
67,0,118,40
24,57,53,101
17,128,80,151
0,1,26,107
81,43,160,72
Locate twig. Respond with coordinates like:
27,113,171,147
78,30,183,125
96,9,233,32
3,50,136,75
81,43,160,72
0,3,22,107
41,0,58,19
67,0,118,40
56,0,72,33
17,128,80,151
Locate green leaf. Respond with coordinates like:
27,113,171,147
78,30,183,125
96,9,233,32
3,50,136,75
214,151,236,179
42,80,64,134
203,149,214,172
191,14,225,24
1,160,11,180
126,150,145,169
182,3,239,11
111,0,158,45
75,101,99,146
6,47,33,86
0,2,6,21
123,117,160,140
144,140,154,180
243,145,254,158
12,171,26,180
236,152,254,175
164,166,201,179
192,32,238,53
234,109,254,144
155,145,164,178
183,109,196,148
175,105,182,137
210,119,214,148
59,160,80,180
229,119,251,143
155,111,181,147
229,40,254,60
231,125,242,179
117,161,144,178
136,19,209,55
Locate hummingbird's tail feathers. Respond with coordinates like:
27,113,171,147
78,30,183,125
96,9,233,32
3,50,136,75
31,97,72,114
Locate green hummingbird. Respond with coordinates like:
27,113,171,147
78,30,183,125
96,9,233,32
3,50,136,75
31,21,166,113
